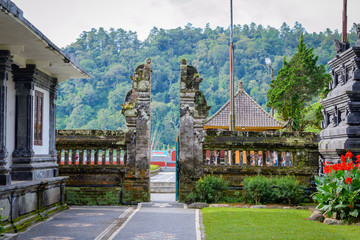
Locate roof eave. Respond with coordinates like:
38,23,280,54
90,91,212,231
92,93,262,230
0,0,90,81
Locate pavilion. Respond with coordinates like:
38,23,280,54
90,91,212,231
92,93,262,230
204,81,285,131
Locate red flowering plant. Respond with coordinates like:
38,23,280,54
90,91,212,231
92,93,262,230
313,151,360,223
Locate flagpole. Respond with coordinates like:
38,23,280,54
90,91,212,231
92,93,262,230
229,0,235,131
342,0,347,43
228,0,235,165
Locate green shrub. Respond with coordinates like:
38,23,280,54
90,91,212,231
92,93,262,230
243,175,273,204
186,175,229,203
150,164,160,171
272,176,304,204
243,175,304,205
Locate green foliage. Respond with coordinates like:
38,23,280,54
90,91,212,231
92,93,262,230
271,176,305,205
0,206,6,233
187,175,229,203
298,101,324,132
267,33,331,131
243,175,304,205
243,175,273,204
313,152,360,223
58,24,357,146
150,164,160,171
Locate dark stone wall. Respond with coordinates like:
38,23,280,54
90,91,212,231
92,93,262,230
319,31,360,166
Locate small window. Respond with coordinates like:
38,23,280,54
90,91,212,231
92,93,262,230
34,90,43,145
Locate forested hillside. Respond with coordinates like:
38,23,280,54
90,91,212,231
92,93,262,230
58,22,358,148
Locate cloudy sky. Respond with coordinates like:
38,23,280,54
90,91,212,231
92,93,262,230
11,0,360,48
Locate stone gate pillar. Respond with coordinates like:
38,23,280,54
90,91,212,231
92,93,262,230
121,59,151,202
179,59,210,201
319,26,360,168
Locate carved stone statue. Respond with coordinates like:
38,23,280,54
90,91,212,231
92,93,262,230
355,23,360,39
334,39,349,53
355,23,360,46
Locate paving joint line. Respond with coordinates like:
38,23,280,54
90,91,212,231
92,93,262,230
106,203,142,240
94,206,135,240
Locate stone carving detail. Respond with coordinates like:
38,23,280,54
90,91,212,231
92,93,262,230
338,65,348,85
321,109,330,129
130,58,152,92
180,59,211,119
334,39,349,54
122,58,152,130
330,106,341,127
355,23,360,47
194,91,211,119
329,70,338,90
12,146,34,158
342,107,350,122
122,90,137,128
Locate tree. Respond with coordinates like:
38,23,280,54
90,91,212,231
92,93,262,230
267,33,331,131
59,24,352,146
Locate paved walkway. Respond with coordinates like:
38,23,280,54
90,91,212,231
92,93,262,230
151,172,175,182
17,202,201,240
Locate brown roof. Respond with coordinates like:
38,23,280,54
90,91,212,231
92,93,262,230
204,82,285,130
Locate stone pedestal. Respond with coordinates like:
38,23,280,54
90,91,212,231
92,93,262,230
0,50,12,185
179,59,210,201
319,43,360,166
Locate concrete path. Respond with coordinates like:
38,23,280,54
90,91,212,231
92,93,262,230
17,206,132,240
110,202,199,240
151,172,175,182
151,193,176,202
17,202,201,240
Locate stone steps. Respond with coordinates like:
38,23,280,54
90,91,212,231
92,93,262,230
150,182,176,193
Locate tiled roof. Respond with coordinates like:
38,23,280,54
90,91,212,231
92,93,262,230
205,82,285,129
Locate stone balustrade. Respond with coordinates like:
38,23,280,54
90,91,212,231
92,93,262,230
56,129,127,166
202,130,320,186
55,129,135,205
204,130,319,166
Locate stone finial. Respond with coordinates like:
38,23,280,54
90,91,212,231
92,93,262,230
181,59,187,65
145,58,152,71
238,80,244,92
355,23,360,47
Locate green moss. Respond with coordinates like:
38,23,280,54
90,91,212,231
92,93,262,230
66,187,122,205
3,203,67,233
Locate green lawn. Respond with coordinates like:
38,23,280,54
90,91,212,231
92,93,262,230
202,208,360,240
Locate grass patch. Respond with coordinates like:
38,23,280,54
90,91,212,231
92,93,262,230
150,164,160,171
202,208,360,240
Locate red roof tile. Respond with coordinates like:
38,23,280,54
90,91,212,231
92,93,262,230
205,82,285,129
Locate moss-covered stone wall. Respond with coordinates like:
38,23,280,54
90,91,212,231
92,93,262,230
178,130,320,201
0,177,67,233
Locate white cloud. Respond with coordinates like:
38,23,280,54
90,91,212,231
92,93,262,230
10,0,360,48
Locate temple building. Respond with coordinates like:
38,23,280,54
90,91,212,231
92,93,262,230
0,0,88,231
204,81,285,131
